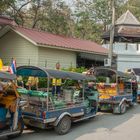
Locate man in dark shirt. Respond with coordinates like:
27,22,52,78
132,79,138,104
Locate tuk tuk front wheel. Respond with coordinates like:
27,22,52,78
7,118,24,138
54,116,71,135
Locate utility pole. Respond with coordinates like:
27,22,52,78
108,0,115,67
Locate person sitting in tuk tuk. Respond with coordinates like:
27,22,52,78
26,76,39,90
17,76,24,88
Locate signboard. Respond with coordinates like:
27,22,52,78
104,58,111,67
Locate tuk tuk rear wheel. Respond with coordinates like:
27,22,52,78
7,118,24,138
120,102,127,114
54,116,71,135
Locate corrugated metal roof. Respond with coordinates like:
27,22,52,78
13,26,108,55
0,16,17,26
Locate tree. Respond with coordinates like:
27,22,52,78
125,0,140,20
23,0,74,36
0,0,15,14
74,0,105,43
0,0,31,26
1,0,140,43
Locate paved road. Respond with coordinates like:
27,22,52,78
3,105,140,140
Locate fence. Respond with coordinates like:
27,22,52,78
1,57,76,69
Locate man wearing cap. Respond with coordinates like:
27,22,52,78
52,62,62,96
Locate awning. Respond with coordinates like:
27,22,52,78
17,66,96,80
79,52,107,61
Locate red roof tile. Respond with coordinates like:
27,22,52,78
0,16,17,26
14,26,108,55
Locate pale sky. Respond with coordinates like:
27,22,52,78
26,0,76,9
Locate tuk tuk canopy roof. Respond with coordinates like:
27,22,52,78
94,67,133,78
0,71,16,80
17,66,96,80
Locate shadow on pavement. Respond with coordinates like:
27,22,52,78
12,105,140,140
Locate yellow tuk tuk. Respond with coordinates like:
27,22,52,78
0,71,25,138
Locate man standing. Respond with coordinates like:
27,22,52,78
132,78,138,105
52,62,62,96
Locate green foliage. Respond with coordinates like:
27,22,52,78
1,0,140,43
0,0,15,14
96,76,106,83
63,80,77,88
62,67,87,87
25,0,74,36
38,78,48,88
62,67,87,73
96,76,116,83
121,0,140,21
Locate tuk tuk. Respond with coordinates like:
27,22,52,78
0,71,25,138
125,68,140,102
17,66,98,135
94,67,133,114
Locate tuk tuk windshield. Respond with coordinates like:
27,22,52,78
95,67,133,82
